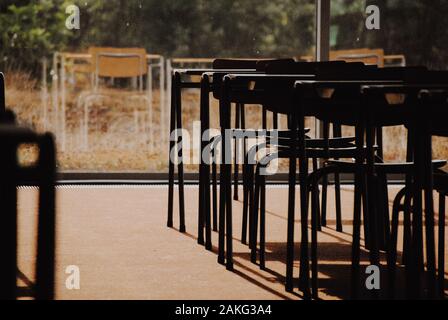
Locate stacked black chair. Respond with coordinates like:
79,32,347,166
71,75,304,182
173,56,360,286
167,60,260,241
230,64,415,298
198,59,261,250
298,70,448,299
182,60,447,299
387,86,448,299
0,72,57,300
213,61,375,295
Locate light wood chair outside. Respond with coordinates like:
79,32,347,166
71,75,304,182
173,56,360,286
330,48,385,67
77,47,152,150
300,48,405,68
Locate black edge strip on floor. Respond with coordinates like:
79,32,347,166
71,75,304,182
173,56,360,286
44,172,408,186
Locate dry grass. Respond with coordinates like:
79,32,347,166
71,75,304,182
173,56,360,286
3,70,448,172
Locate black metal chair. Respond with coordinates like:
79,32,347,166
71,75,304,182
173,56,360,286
167,60,260,244
0,123,56,300
0,73,57,300
198,59,264,250
214,61,374,295
388,87,448,299
302,72,448,299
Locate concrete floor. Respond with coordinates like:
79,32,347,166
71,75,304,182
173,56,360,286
16,185,447,300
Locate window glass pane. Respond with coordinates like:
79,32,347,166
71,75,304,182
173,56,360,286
1,0,315,173
329,0,448,163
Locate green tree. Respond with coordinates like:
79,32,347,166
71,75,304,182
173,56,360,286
0,0,73,73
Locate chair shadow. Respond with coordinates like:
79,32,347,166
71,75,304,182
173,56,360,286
17,268,34,298
173,224,447,300
177,229,300,300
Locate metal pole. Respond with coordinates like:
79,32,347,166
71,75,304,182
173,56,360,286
60,54,67,152
51,53,59,134
41,58,48,132
148,64,154,152
163,58,170,148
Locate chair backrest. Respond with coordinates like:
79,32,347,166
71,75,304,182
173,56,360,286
213,59,259,70
211,59,295,99
263,60,367,76
330,48,385,67
1,72,5,112
88,47,148,78
297,67,432,127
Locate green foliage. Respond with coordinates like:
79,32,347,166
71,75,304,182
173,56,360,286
0,0,73,73
1,0,447,73
331,0,448,69
69,0,315,58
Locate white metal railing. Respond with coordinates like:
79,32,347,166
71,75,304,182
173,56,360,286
49,52,165,152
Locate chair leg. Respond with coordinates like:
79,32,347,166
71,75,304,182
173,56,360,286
285,117,298,293
204,163,212,250
361,175,371,250
366,125,380,300
198,161,205,245
260,173,266,270
251,166,261,264
421,133,436,298
402,183,413,266
225,160,234,271
351,124,364,300
351,169,363,300
321,170,328,228
212,160,218,232
333,124,343,232
377,173,390,252
241,107,248,244
0,144,17,300
35,135,56,300
298,141,311,297
334,172,343,232
218,164,226,265
167,76,176,229
241,162,249,244
233,104,240,201
175,74,186,233
311,178,319,300
388,188,404,299
247,164,255,249
438,192,446,298
312,158,322,231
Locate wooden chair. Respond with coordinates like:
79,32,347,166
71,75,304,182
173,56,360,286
77,47,151,149
330,48,385,67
